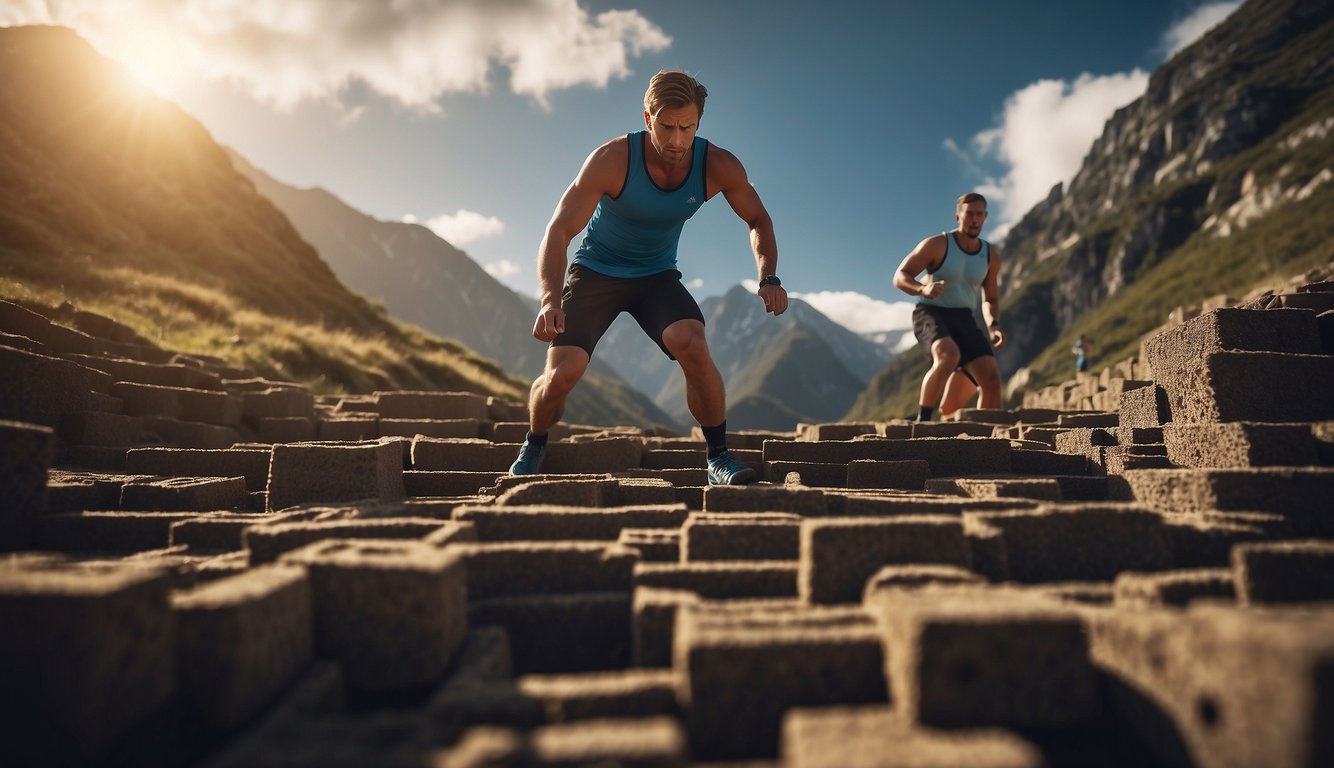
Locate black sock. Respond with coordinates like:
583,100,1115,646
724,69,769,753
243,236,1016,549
916,405,935,422
525,430,548,448
702,421,728,459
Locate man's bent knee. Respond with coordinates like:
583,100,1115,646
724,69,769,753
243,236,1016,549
662,321,709,364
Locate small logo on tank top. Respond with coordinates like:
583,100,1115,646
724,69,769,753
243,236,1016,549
687,196,697,204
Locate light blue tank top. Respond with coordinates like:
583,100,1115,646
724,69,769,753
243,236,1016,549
917,232,990,310
573,131,708,277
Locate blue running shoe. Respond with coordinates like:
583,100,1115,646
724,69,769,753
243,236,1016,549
509,439,546,476
707,449,757,486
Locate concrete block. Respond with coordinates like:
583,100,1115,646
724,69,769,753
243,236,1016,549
1163,422,1318,468
280,539,467,691
1232,540,1334,605
846,459,931,490
676,602,887,760
454,541,639,600
517,669,679,723
681,512,800,561
244,517,449,565
411,437,518,471
469,592,632,674
1114,568,1235,607
267,438,405,512
800,516,969,604
877,586,1099,728
171,565,312,729
120,475,248,511
126,447,272,492
454,503,688,542
0,420,55,551
781,705,1045,768
375,390,488,420
0,560,175,763
634,561,798,599
1089,603,1334,768
966,503,1173,583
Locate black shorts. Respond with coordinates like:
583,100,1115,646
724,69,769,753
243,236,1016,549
552,264,705,359
911,304,994,366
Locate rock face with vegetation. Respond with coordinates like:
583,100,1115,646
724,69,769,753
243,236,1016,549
851,0,1334,420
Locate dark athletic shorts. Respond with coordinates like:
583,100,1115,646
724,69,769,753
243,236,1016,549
911,304,994,367
552,264,705,359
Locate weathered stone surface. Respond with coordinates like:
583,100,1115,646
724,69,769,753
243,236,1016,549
280,539,467,691
0,420,56,551
517,668,679,724
1163,422,1319,468
411,437,519,471
681,512,800,561
846,459,931,490
1118,468,1334,533
34,510,211,553
375,390,488,420
0,346,112,428
702,484,828,516
120,475,248,511
455,503,687,542
454,541,639,600
0,560,175,764
267,438,405,512
469,592,632,674
1232,539,1334,605
1114,568,1236,607
244,517,449,565
634,560,798,599
618,528,680,562
800,516,970,604
126,447,272,492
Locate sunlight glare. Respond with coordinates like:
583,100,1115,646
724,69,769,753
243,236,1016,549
111,23,189,98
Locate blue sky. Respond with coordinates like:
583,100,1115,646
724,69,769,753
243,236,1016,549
3,0,1241,334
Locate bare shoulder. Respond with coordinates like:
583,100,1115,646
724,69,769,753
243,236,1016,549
706,142,747,184
915,233,948,256
576,135,631,194
987,240,1003,259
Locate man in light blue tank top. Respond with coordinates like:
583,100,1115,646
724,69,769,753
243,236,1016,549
508,70,789,484
893,193,1006,421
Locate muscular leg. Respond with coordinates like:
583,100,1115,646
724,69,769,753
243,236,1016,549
920,337,961,411
962,355,1004,410
528,346,591,434
940,369,978,416
661,319,725,426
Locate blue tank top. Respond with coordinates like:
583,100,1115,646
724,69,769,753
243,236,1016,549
573,131,708,278
917,232,990,310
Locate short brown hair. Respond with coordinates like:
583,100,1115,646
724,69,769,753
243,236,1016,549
957,192,987,209
644,70,707,118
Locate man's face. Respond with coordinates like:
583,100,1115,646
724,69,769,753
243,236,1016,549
644,104,699,165
956,202,987,237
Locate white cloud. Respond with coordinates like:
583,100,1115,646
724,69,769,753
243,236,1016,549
423,209,505,244
1162,2,1242,57
0,0,670,109
685,277,704,290
791,290,915,335
970,70,1149,236
484,259,520,279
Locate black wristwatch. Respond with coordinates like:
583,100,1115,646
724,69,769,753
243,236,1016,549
758,275,781,288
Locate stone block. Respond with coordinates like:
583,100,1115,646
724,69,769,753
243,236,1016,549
517,668,679,723
877,586,1099,728
641,449,702,469
267,438,405,512
257,416,317,443
403,470,501,497
244,517,449,565
681,512,800,562
618,528,680,562
1159,351,1334,424
318,417,379,441
411,436,518,471
443,716,687,767
767,460,848,487
1119,383,1171,427
469,592,632,674
120,475,248,511
0,346,112,428
1144,308,1323,375
493,476,613,506
781,705,1045,768
676,602,887,759
963,517,1009,582
0,560,175,764
1232,540,1334,605
764,437,1012,477
454,503,688,542
965,503,1172,583
1089,603,1334,768
702,484,828,516
170,513,285,552
65,353,221,390
141,415,241,449
846,459,931,490
861,564,985,603
1164,517,1272,568
1008,448,1090,476
379,418,481,439
1119,468,1334,533
925,477,1063,502
171,565,312,730
1163,422,1318,468
800,516,969,604
34,511,208,553
58,410,149,447
375,390,488,420
125,447,272,492
280,539,467,691
632,587,700,668
0,420,55,551
453,541,639,600
242,387,315,426
634,561,798,599
1114,568,1235,607
541,437,644,474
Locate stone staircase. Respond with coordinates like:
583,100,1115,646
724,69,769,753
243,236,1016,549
1,293,1333,767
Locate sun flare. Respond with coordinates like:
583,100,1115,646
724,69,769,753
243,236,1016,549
110,23,189,97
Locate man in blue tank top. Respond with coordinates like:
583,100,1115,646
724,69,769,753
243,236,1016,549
509,70,789,484
893,193,1006,421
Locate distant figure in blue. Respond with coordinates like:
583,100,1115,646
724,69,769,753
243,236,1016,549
893,193,1005,421
1073,334,1091,373
509,70,788,485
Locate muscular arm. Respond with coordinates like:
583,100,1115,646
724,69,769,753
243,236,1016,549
894,236,947,299
981,243,1005,348
709,145,787,314
532,138,625,340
